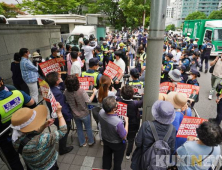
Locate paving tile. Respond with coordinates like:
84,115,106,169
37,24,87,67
80,166,91,170
121,161,126,169
125,161,131,170
96,148,103,158
92,157,103,169
59,163,70,170
58,155,65,163
82,156,95,167
86,148,98,157
77,147,88,156
1,165,9,170
72,155,85,166
69,164,81,170
62,153,75,164
70,145,80,154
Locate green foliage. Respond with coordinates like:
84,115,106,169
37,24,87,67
0,2,25,18
166,24,175,31
185,11,207,20
208,9,222,19
20,0,83,14
119,0,150,28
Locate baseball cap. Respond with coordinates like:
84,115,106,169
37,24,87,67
51,47,59,53
95,46,101,50
89,58,99,68
166,53,173,59
130,68,140,78
190,69,200,77
178,65,186,72
205,38,210,42
119,43,125,47
194,44,198,48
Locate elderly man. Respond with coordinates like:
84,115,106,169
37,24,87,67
209,55,222,100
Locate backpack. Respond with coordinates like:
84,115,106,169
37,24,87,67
141,121,173,170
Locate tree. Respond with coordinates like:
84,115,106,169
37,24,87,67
85,0,127,29
20,0,83,14
208,9,222,19
185,11,207,20
166,24,175,31
0,2,25,18
119,0,150,28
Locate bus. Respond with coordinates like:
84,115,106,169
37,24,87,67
7,18,56,25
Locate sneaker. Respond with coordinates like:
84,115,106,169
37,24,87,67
80,142,87,147
126,155,131,160
208,95,213,100
100,140,103,146
205,69,208,73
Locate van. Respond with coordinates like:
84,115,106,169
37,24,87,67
0,15,8,24
66,26,106,47
7,18,56,25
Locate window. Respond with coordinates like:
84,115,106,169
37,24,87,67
214,29,222,41
205,30,212,40
41,19,55,25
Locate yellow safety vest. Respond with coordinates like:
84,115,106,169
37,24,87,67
129,81,144,87
0,90,24,124
81,71,99,86
160,62,173,79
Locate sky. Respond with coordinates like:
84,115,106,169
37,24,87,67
0,0,22,4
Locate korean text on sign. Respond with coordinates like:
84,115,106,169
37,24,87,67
78,77,94,90
39,58,63,76
104,61,122,80
176,116,207,138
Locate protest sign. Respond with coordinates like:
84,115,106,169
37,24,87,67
104,61,123,80
159,82,175,94
176,83,200,98
38,78,57,118
115,102,127,123
78,77,94,90
131,85,144,95
176,116,207,138
39,58,65,76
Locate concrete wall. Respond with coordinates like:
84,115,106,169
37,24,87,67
0,25,61,83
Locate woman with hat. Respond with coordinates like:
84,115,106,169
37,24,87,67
168,69,182,82
166,92,192,150
12,103,67,170
131,100,176,170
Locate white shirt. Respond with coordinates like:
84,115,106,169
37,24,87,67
82,42,97,63
71,61,81,76
174,51,182,65
114,58,125,82
78,37,83,46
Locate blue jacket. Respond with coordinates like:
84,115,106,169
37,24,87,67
50,83,73,123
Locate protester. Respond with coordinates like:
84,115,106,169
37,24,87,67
82,39,97,70
78,33,84,49
131,100,176,170
81,58,102,88
176,121,222,170
116,85,143,160
19,48,39,103
46,47,60,60
0,77,36,170
97,75,116,103
12,103,67,170
58,42,66,58
208,55,222,100
173,47,182,68
98,96,128,170
70,51,81,77
11,52,30,95
168,69,182,82
64,75,96,147
45,72,74,154
179,65,188,83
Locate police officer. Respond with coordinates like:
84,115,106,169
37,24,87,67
128,68,144,94
186,69,200,86
0,77,36,170
181,51,191,72
161,53,174,83
185,33,191,42
215,81,222,124
200,38,213,73
178,65,188,83
95,46,104,62
81,58,102,89
193,44,199,53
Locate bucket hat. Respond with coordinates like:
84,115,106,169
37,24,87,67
169,69,181,82
166,92,187,109
152,100,175,124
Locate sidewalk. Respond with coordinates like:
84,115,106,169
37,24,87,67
0,115,133,170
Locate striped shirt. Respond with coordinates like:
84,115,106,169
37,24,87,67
20,57,39,84
13,125,67,170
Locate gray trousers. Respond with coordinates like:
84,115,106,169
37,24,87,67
210,74,222,95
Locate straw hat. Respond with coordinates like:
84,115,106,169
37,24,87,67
166,92,187,109
158,93,168,101
32,52,40,57
152,100,175,125
11,105,48,133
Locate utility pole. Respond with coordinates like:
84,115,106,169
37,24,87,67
142,0,167,122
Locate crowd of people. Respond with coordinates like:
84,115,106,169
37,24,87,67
0,29,222,170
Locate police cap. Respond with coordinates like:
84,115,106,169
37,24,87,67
190,69,200,77
166,53,173,59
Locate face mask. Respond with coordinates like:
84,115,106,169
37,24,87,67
165,57,167,60
28,54,32,58
57,52,60,56
188,75,192,80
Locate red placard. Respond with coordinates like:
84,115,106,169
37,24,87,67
38,78,50,102
131,85,144,95
176,83,200,98
116,102,127,116
78,77,94,90
176,116,207,138
159,82,175,94
104,61,123,80
39,58,65,76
